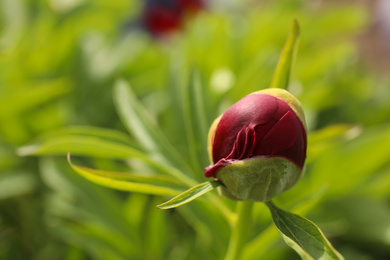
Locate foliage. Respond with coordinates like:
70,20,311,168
1,0,390,259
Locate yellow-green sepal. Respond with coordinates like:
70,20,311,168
207,115,222,163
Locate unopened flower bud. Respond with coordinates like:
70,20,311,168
142,0,204,36
204,88,307,202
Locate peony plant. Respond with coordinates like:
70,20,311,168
155,20,344,260
64,20,344,260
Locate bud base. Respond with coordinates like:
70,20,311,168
216,156,303,202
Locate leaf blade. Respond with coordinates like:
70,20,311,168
177,68,210,175
157,180,222,209
67,154,181,196
18,135,145,159
0,78,71,118
266,201,344,260
270,19,300,90
17,127,196,186
113,79,194,176
0,171,38,200
35,126,137,147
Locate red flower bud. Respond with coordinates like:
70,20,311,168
204,88,307,201
142,0,204,36
142,4,183,35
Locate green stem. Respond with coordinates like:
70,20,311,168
224,201,254,260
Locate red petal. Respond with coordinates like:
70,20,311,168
235,125,256,160
212,93,279,162
204,159,231,178
259,111,298,155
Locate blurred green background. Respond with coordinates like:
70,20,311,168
1,0,390,259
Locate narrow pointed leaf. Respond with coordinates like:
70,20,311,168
40,157,141,248
17,126,142,159
0,78,70,118
35,126,137,147
67,154,182,196
18,129,194,186
0,171,38,200
270,19,300,90
188,70,210,167
266,201,344,260
113,79,193,176
18,135,148,159
179,68,210,175
157,180,222,209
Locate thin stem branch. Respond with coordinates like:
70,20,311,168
224,201,254,260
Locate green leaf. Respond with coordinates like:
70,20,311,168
266,201,344,260
17,126,142,159
18,126,195,186
113,79,193,175
243,187,328,260
35,126,137,147
270,19,300,90
310,125,390,197
172,67,209,176
39,157,141,246
57,221,139,259
0,146,20,170
307,125,361,159
67,154,182,196
156,180,222,209
186,70,210,169
0,78,71,118
0,171,38,200
18,135,146,159
144,197,172,258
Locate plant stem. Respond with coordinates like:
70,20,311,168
224,201,254,260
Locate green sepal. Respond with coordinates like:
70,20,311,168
216,157,303,202
157,180,222,209
207,115,222,163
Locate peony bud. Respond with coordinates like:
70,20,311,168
142,2,183,36
204,88,307,202
141,0,204,36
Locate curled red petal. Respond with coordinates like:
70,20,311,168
235,125,256,160
204,159,232,178
212,93,279,162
